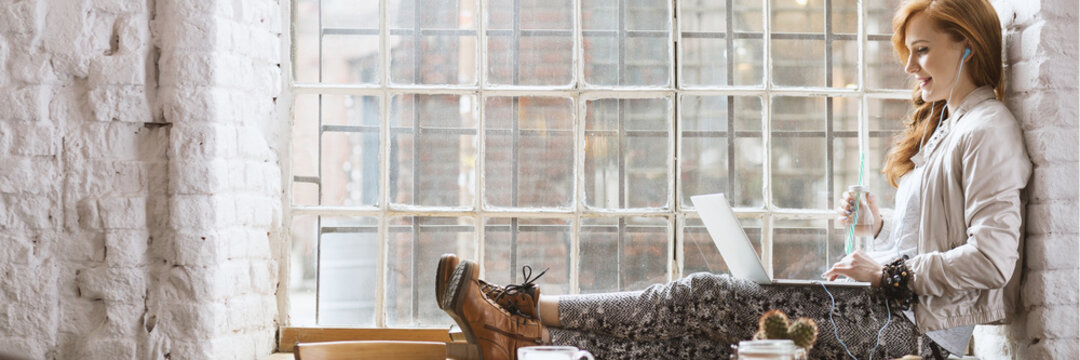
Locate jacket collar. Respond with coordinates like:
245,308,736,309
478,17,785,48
948,85,996,124
912,86,996,166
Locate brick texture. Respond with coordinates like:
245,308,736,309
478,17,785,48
0,0,284,359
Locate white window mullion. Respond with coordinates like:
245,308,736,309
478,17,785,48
572,91,585,294
668,0,680,282
571,0,584,291
476,92,487,280
374,0,391,328
313,0,326,325
857,0,870,251
673,212,685,280
673,92,686,280
760,0,774,278
475,0,487,277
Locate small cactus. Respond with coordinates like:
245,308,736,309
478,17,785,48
787,317,819,349
759,309,790,340
754,310,819,350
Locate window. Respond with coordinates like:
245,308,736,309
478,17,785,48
288,0,909,327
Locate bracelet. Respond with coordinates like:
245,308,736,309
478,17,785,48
880,255,919,311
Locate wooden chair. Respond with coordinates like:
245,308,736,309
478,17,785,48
292,340,448,360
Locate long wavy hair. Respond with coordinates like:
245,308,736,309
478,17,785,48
884,0,1004,187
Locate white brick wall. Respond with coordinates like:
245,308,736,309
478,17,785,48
0,0,284,359
976,0,1080,359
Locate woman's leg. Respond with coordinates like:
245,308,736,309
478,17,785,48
537,295,561,328
553,273,753,343
548,272,924,359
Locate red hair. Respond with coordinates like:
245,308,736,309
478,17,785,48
883,0,1004,187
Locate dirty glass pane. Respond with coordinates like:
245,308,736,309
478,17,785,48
580,217,670,293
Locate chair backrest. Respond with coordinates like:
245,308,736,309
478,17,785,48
293,340,447,360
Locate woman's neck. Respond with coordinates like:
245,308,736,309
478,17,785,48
945,81,978,115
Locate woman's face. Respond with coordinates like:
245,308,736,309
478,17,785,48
903,12,973,103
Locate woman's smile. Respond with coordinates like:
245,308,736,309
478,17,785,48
917,77,932,88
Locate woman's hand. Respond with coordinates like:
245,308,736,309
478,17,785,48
835,190,884,236
822,250,884,287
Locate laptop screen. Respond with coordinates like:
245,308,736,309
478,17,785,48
690,193,772,284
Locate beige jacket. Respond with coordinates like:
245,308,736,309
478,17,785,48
880,86,1031,332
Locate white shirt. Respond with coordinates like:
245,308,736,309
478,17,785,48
868,155,974,356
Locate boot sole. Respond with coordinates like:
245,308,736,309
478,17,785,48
436,254,457,308
443,261,483,360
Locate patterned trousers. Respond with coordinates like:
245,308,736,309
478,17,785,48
549,273,937,359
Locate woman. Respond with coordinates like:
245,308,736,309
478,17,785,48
438,0,1031,358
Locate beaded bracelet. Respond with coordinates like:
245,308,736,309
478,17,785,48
881,255,919,311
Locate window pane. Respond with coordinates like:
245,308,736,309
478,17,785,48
293,0,320,83
771,0,822,86
772,0,824,33
868,40,910,90
487,0,574,86
318,1,381,84
682,216,762,275
830,0,858,89
831,0,857,34
293,94,320,206
831,40,858,88
868,98,911,208
772,217,828,281
483,218,572,295
772,39,825,87
387,216,475,327
582,0,672,87
771,96,827,209
831,97,858,210
317,216,379,326
289,215,318,326
867,0,908,90
390,0,478,85
484,96,574,208
580,217,669,293
585,98,671,210
679,0,765,87
320,95,382,207
322,35,380,84
680,96,764,208
867,0,903,35
390,94,477,207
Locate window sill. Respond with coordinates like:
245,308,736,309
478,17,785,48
262,353,293,360
278,327,451,352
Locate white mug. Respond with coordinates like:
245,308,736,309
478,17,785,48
731,340,807,360
517,346,595,360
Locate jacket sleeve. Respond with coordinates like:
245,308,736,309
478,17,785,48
907,116,1032,297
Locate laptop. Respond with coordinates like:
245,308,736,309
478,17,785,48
690,193,870,287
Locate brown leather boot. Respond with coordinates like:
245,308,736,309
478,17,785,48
442,260,544,360
436,254,461,307
437,254,544,321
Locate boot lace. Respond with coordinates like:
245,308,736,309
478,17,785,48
480,265,548,319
